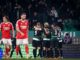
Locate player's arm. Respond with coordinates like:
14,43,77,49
16,21,24,35
58,28,61,37
55,29,57,36
11,23,15,38
0,23,1,31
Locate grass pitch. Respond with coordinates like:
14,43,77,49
2,58,80,60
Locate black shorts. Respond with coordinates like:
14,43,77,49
43,40,50,48
51,40,59,48
32,40,41,47
57,42,63,49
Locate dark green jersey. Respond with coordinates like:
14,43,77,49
33,27,43,41
57,28,62,42
51,29,57,41
43,28,51,41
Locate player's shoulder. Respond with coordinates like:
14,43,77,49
17,19,21,22
25,19,29,22
16,19,21,25
26,19,29,24
0,22,4,25
8,22,13,25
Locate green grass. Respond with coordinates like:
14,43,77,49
63,58,80,60
2,58,80,60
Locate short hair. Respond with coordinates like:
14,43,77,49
44,22,49,27
3,15,10,21
20,12,26,16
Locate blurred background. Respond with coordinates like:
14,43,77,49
0,0,80,31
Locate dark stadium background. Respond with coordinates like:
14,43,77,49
0,0,80,59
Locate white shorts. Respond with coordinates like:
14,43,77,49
16,38,28,45
2,38,12,45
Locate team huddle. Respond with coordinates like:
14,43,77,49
32,22,63,59
0,13,63,59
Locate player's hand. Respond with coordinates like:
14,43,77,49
21,32,24,36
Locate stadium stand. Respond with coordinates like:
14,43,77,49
0,0,80,30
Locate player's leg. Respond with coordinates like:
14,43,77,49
46,41,51,58
32,40,37,58
10,38,16,58
50,40,54,58
7,39,12,58
10,48,23,58
58,42,63,58
37,41,43,58
18,46,23,58
23,38,29,59
2,39,9,58
15,39,23,58
54,40,59,58
16,39,21,56
4,44,8,57
43,41,47,58
10,45,15,57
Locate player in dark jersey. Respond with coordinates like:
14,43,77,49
56,25,63,58
51,24,59,58
43,22,51,58
32,22,43,58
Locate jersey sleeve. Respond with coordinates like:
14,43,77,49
10,23,14,31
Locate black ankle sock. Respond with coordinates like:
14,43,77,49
33,49,37,58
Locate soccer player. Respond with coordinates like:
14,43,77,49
56,25,63,58
32,22,43,58
51,24,59,58
51,24,58,57
0,15,14,58
16,13,29,58
43,22,51,58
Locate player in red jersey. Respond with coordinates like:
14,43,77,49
16,13,29,58
0,15,14,58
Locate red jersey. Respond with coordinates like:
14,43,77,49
16,19,29,39
0,22,14,39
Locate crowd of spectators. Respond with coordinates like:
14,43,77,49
0,0,80,30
